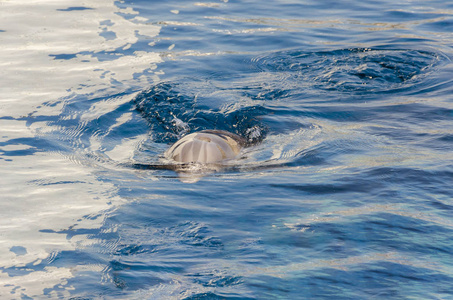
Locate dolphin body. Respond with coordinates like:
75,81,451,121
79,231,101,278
131,130,247,182
165,130,246,164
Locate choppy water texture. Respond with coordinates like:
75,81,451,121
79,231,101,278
1,0,453,299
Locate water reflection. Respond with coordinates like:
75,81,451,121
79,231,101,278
1,0,453,298
0,0,161,297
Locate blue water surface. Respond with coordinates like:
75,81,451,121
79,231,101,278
1,0,453,299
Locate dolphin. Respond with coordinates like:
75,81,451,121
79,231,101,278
130,129,260,182
165,130,246,163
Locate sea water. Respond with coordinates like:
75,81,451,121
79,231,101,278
1,0,453,299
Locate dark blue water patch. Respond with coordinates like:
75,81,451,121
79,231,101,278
184,292,255,300
100,20,114,26
362,103,452,136
234,259,453,299
418,17,453,32
189,274,243,288
100,29,117,41
56,6,94,11
383,9,443,22
74,50,126,62
49,49,138,63
334,167,453,207
368,167,452,190
48,216,240,293
126,0,311,54
0,137,61,156
371,103,453,123
49,53,78,60
113,244,150,256
438,134,453,143
39,227,103,240
366,212,453,243
263,105,367,123
29,167,453,299
252,47,448,95
10,246,27,256
133,82,268,144
109,260,167,289
308,0,377,13
269,178,381,195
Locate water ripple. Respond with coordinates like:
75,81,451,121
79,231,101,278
252,47,449,95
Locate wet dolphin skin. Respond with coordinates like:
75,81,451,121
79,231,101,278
165,130,246,164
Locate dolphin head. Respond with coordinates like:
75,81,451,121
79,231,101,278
165,130,246,164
